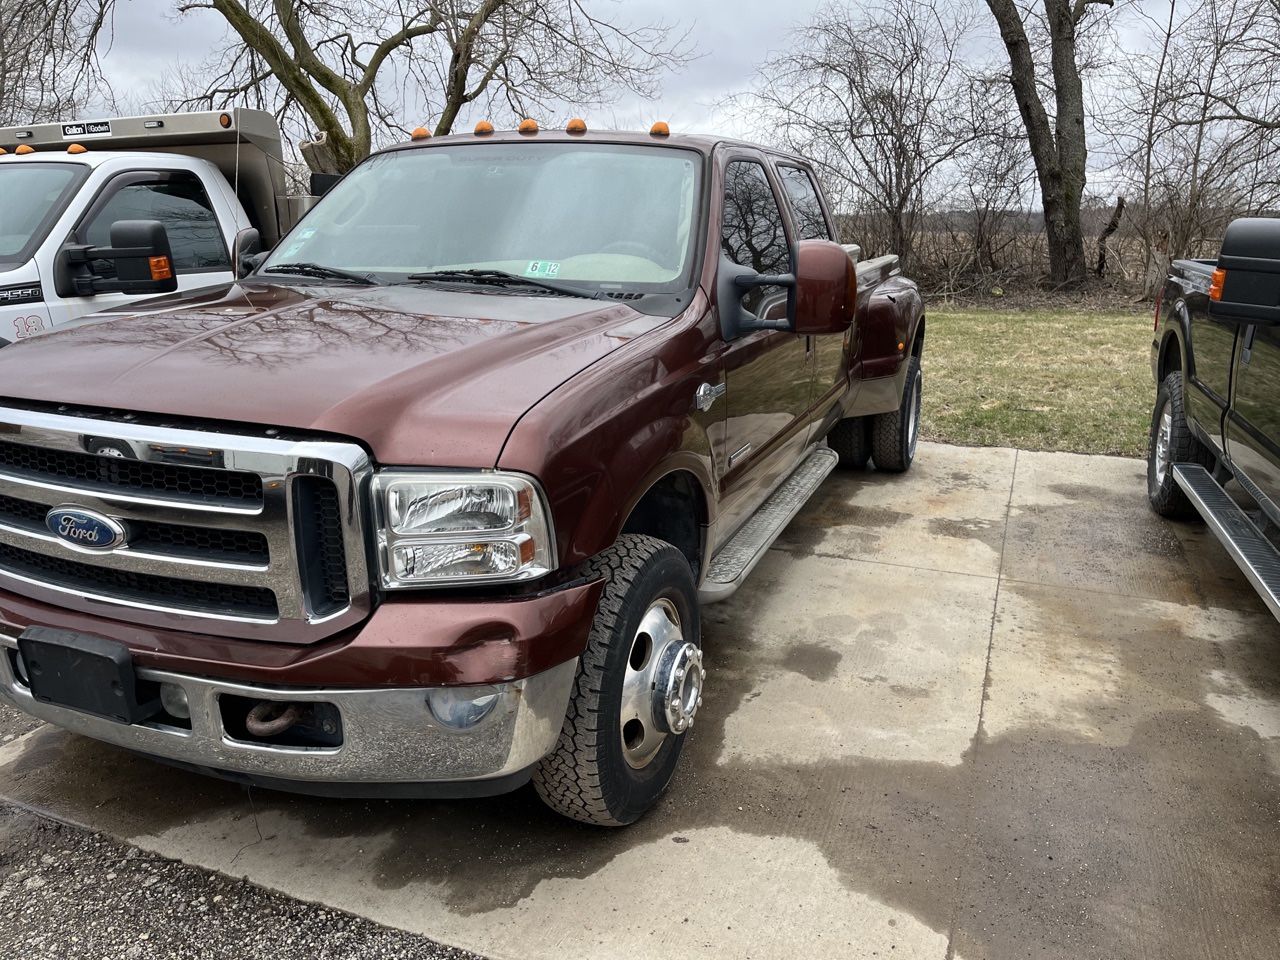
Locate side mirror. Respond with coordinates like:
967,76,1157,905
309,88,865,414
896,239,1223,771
794,239,857,335
1209,217,1280,325
232,227,264,279
63,220,178,297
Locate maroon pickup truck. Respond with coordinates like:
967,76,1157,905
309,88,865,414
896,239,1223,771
0,125,924,825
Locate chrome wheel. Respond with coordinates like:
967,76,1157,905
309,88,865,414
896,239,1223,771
1154,400,1173,487
619,598,704,770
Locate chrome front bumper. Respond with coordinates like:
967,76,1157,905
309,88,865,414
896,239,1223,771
0,633,576,790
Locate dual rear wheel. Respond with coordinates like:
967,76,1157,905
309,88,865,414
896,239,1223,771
829,355,922,473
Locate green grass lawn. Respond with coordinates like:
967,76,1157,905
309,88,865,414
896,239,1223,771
920,301,1154,457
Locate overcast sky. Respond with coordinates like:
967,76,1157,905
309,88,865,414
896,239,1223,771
92,0,1157,149
91,0,938,134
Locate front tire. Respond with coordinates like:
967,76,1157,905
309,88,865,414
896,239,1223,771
1147,371,1213,518
533,535,703,826
870,355,922,472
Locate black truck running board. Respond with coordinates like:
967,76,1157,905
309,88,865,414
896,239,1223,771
1174,464,1280,620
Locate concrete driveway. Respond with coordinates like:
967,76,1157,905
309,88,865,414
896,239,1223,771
1,442,1278,959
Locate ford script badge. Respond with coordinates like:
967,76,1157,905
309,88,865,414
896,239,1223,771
45,506,128,552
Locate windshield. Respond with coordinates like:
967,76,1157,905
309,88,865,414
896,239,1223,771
0,162,86,265
262,142,703,293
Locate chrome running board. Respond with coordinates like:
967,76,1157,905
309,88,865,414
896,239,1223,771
1174,464,1280,621
700,446,838,604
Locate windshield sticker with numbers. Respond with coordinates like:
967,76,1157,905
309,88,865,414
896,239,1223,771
524,260,561,279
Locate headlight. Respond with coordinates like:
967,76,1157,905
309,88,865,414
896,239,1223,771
372,471,555,587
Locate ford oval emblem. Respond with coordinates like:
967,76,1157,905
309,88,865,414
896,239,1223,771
45,506,128,552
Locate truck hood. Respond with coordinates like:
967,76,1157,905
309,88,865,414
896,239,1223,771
0,282,665,466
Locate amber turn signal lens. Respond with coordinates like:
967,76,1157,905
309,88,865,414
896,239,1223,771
650,121,670,137
518,118,539,134
1209,268,1226,301
566,118,587,134
149,256,174,281
14,144,34,155
474,121,494,136
67,143,87,154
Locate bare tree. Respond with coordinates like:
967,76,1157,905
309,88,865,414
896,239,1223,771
154,0,691,172
0,0,113,125
1188,0,1280,131
983,0,1115,286
1101,0,1280,295
737,0,985,272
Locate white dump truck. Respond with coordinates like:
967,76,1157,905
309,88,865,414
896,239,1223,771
0,109,319,346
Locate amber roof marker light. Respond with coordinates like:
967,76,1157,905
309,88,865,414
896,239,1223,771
474,121,495,136
650,121,670,137
67,143,88,154
410,126,431,141
566,118,587,135
218,112,233,129
518,118,539,134
14,144,34,155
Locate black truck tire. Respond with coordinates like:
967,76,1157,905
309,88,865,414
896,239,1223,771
1147,372,1213,519
870,356,922,473
828,416,871,468
533,535,703,826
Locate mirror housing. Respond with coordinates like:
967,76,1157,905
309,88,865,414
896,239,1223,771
232,227,264,279
716,257,796,340
794,239,857,335
63,220,178,297
310,172,343,197
1208,217,1280,326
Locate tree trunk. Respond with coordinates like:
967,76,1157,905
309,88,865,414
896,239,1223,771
1096,195,1125,276
985,0,1093,287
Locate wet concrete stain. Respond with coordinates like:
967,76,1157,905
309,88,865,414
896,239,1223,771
773,494,912,558
778,641,842,682
926,516,1005,553
1010,480,1259,612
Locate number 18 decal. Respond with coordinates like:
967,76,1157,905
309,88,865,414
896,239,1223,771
13,316,46,339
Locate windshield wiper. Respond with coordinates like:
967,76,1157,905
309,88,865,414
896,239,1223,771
405,269,603,300
261,262,377,284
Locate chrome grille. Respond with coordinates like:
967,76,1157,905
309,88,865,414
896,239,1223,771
0,406,373,642
0,438,264,505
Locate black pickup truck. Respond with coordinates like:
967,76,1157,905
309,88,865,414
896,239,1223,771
1148,217,1280,618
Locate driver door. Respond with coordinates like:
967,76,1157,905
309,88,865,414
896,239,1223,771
45,169,234,327
716,155,812,537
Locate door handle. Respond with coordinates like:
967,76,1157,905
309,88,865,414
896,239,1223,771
694,382,726,412
1242,324,1257,365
